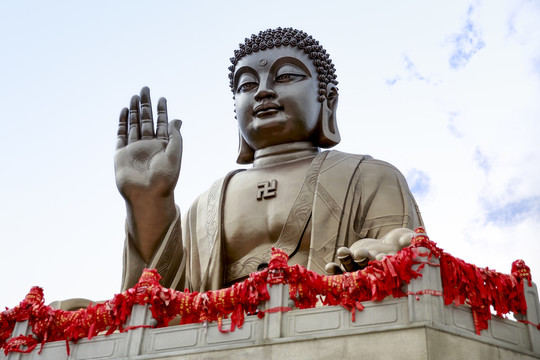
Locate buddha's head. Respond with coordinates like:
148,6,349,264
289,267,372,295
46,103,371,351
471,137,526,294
229,28,341,164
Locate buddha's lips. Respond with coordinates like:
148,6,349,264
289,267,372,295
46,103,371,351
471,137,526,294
253,103,283,117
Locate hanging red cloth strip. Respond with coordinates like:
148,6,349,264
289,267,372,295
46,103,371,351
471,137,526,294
0,229,533,355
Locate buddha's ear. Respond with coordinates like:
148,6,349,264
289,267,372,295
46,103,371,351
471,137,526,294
317,84,341,148
236,130,255,164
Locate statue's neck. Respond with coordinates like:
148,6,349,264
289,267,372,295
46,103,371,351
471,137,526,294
252,142,319,168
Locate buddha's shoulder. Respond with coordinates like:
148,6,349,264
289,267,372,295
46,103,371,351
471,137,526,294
326,150,401,173
185,171,238,215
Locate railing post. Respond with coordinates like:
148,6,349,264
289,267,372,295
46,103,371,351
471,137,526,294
515,281,540,355
122,304,154,357
263,283,290,340
5,320,30,360
406,247,445,325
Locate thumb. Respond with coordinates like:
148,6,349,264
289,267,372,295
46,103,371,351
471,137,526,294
166,119,183,159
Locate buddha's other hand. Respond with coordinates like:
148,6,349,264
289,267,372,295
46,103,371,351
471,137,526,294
115,87,182,262
325,228,415,274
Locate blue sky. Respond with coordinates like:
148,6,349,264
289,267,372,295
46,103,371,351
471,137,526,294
1,0,539,308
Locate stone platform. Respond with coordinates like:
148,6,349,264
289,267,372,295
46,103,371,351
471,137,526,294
3,250,539,360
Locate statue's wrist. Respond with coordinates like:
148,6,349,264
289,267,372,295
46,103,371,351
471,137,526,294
125,195,176,223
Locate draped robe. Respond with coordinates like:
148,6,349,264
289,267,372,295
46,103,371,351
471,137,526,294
121,150,423,292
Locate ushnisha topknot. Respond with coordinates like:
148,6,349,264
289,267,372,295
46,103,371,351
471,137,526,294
228,27,338,102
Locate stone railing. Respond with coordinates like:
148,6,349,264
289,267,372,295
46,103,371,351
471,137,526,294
2,250,540,360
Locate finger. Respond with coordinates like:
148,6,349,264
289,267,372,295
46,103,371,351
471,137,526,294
128,95,140,143
352,248,370,268
337,247,360,272
373,251,396,261
325,262,343,275
398,232,413,249
156,97,168,140
165,119,183,161
116,107,128,150
139,86,154,139
382,228,415,245
368,250,395,261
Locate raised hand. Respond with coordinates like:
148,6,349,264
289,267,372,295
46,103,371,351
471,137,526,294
115,87,182,262
325,228,415,275
115,87,182,199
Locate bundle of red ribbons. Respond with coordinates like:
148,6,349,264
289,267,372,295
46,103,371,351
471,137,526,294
0,228,532,355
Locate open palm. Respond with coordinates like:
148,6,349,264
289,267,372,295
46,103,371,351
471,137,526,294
114,87,182,202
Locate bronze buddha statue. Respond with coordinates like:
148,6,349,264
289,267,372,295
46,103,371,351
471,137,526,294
115,28,423,292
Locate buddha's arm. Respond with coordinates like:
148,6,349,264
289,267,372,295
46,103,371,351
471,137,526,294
355,159,423,238
121,207,185,291
115,87,183,287
327,159,423,273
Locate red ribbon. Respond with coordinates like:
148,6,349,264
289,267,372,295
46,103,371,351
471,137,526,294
0,230,534,355
263,306,293,314
518,320,540,330
406,289,444,300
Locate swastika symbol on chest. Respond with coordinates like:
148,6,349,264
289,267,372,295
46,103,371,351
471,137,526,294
257,180,277,200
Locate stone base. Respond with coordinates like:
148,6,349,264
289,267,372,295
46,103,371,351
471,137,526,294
3,249,539,360
6,303,538,360
148,326,538,360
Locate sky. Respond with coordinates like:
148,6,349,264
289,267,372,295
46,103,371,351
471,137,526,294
1,0,539,309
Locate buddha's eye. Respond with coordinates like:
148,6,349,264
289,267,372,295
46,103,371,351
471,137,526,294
275,73,304,83
275,63,309,83
276,74,291,81
236,73,258,93
237,82,258,93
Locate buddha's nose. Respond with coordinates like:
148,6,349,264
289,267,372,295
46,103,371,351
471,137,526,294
254,87,276,101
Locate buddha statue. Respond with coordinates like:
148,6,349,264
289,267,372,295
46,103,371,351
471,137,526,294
116,28,423,292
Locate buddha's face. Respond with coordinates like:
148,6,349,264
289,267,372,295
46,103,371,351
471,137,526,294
233,47,321,151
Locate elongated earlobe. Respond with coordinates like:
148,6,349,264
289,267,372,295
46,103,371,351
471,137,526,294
317,86,340,148
236,130,255,164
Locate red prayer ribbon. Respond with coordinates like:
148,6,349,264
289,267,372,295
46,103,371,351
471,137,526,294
0,230,534,355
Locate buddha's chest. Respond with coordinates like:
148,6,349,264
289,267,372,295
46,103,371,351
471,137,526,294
222,159,313,264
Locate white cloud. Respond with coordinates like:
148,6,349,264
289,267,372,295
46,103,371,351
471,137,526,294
448,5,486,69
406,169,431,198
